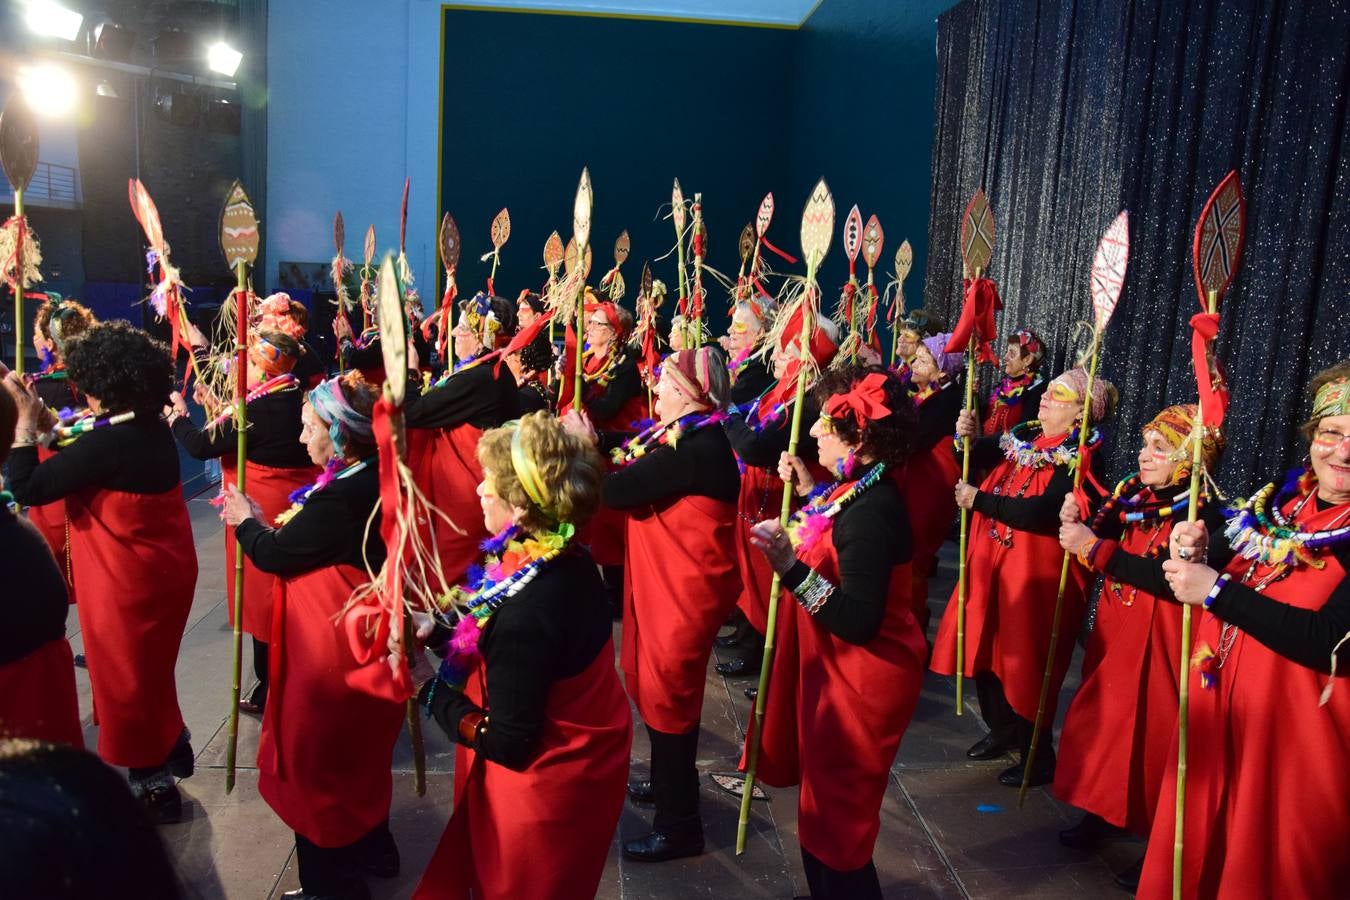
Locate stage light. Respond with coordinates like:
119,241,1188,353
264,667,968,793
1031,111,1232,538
207,41,243,78
24,0,84,42
17,63,78,118
95,80,120,99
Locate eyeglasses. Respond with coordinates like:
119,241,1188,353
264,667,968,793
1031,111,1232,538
1314,429,1350,454
586,319,612,331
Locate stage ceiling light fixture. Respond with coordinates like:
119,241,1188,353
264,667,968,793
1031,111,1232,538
207,41,243,78
24,0,84,41
17,62,78,118
95,80,120,99
91,20,137,62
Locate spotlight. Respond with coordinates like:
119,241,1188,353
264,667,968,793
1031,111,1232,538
17,63,78,119
207,41,243,78
24,0,84,42
95,80,120,99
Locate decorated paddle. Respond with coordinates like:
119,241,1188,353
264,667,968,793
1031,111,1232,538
840,205,865,360
542,231,566,383
1172,171,1244,900
671,178,689,317
433,212,461,364
738,178,835,856
888,240,914,365
571,168,594,412
218,178,259,795
360,225,377,331
860,214,885,348
1019,210,1130,805
600,230,631,302
1,93,40,376
484,207,511,294
332,211,353,372
733,222,755,311
396,177,412,290
129,178,200,389
634,260,659,416
689,193,709,343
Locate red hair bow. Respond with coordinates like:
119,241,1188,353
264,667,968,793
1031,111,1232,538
824,372,891,427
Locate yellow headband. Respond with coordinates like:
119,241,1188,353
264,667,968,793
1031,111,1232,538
509,424,553,516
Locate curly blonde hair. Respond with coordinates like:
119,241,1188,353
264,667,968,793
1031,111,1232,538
477,412,604,533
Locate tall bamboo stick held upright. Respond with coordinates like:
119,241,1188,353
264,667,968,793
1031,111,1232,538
572,169,593,411
1017,213,1131,804
1,94,40,377
1172,170,1245,898
736,178,836,857
219,180,261,794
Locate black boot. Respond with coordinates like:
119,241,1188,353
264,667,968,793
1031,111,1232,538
294,833,372,900
622,727,703,862
627,779,654,804
129,768,182,825
1058,812,1125,850
166,727,194,779
999,742,1055,787
352,821,399,878
965,731,1016,760
241,638,269,715
801,847,882,900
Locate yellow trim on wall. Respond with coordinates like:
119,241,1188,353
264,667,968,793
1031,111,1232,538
440,2,801,30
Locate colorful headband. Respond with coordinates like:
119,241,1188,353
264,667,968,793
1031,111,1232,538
1009,329,1044,363
257,292,306,341
459,292,503,346
250,332,299,377
585,299,628,342
823,372,892,428
509,423,554,517
516,289,546,315
1313,377,1350,421
920,332,965,379
666,347,718,410
308,375,373,455
1144,403,1224,479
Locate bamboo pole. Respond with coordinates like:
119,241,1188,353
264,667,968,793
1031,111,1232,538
12,187,24,378
224,262,249,794
953,266,983,715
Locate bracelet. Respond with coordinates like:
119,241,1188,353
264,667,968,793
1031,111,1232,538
792,568,836,615
1074,537,1100,568
457,711,488,745
1203,573,1231,609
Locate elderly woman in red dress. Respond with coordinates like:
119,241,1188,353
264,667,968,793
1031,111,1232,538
749,365,927,900
409,412,631,900
1137,362,1350,899
931,366,1115,787
1051,404,1225,890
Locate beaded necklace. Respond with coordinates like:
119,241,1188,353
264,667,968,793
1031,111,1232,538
785,462,887,555
610,410,726,467
204,373,300,429
1224,469,1350,573
432,350,491,388
273,457,371,526
1091,474,1195,529
54,410,135,447
999,420,1101,469
989,372,1043,406
582,345,626,388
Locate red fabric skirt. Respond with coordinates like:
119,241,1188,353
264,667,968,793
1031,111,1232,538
621,494,741,733
1053,523,1181,835
413,640,632,900
0,638,83,746
1138,505,1350,899
221,458,319,641
930,459,1088,722
899,442,959,619
257,564,404,847
733,466,779,633
744,532,927,871
406,424,489,589
28,444,74,603
68,488,196,767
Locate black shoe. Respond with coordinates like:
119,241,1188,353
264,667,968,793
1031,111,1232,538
715,658,758,678
281,888,370,900
998,754,1055,787
966,732,1013,760
714,632,742,649
1114,855,1143,893
134,777,183,825
621,830,704,862
627,780,654,804
167,728,194,778
1058,812,1124,851
743,687,758,701
73,653,87,669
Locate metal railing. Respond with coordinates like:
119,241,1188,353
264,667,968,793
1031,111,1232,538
1,161,79,204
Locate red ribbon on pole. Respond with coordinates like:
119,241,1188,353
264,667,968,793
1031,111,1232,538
1189,312,1229,428
944,277,1002,363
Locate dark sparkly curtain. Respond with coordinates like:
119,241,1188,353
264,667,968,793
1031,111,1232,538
925,0,1350,495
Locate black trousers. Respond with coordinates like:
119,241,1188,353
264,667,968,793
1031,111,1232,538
295,820,394,897
647,725,702,838
251,637,270,705
801,847,881,900
975,672,1052,759
601,565,625,619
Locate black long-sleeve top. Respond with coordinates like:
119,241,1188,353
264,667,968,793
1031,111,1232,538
723,395,822,472
1093,487,1234,600
968,434,1106,535
585,351,642,428
292,339,327,387
783,466,911,646
33,374,84,412
1199,496,1350,672
403,358,519,431
340,336,384,373
516,380,552,415
729,355,775,408
0,506,69,666
235,460,384,575
9,418,181,506
602,423,741,509
421,550,613,771
912,375,964,454
171,388,313,469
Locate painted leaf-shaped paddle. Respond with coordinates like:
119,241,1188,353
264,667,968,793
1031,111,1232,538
739,224,755,264
756,193,774,237
564,238,593,277
573,168,593,251
0,93,39,193
672,179,687,232
894,240,913,282
438,212,461,272
376,255,408,406
490,207,511,250
334,211,345,256
543,231,564,276
960,189,995,276
129,179,166,254
862,215,884,269
1192,170,1245,309
1090,211,1130,332
219,180,260,270
800,178,835,267
399,177,410,252
614,230,631,267
640,262,653,299
364,225,376,267
843,205,863,264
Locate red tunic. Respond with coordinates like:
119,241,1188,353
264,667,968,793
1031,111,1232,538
406,425,490,589
744,511,927,871
621,494,741,733
221,458,319,641
930,447,1089,722
734,466,779,633
257,564,404,846
413,640,631,900
28,444,74,603
1053,509,1181,835
1138,500,1350,900
899,440,960,620
68,488,197,767
0,637,83,746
